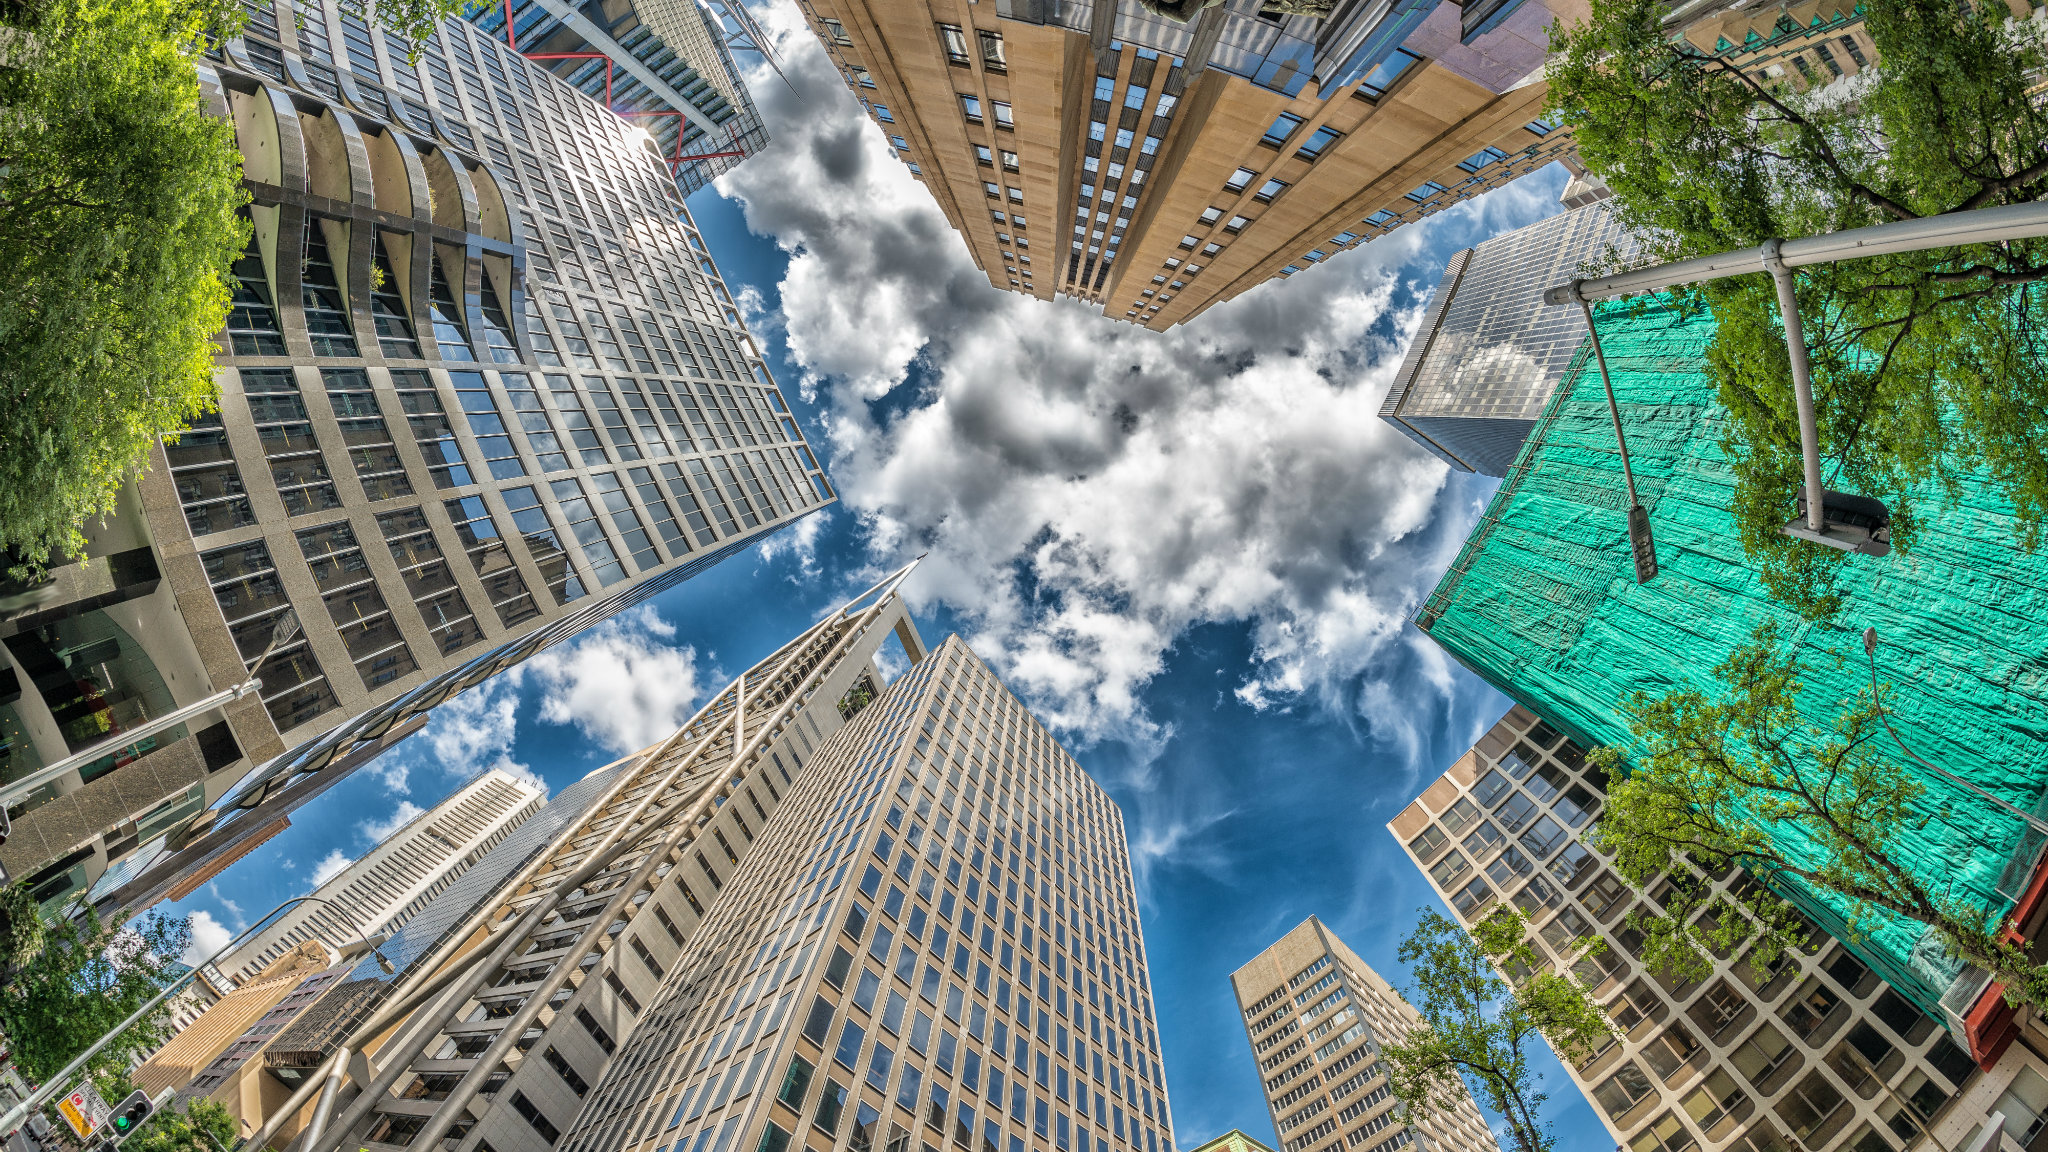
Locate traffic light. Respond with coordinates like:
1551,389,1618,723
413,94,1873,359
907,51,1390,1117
104,1092,152,1142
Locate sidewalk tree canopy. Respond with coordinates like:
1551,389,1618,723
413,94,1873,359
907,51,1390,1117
1548,0,2048,619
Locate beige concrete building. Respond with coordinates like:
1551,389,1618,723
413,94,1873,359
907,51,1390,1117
1388,706,1990,1152
1231,917,1498,1152
1185,1128,1280,1152
791,0,1583,329
137,942,339,1099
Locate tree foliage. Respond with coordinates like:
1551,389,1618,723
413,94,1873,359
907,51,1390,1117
0,897,188,1082
1548,0,2048,618
1593,623,2048,1011
1383,908,1615,1152
123,1094,239,1152
0,0,248,577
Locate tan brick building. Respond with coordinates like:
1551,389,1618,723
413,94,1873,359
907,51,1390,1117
1231,917,1498,1152
790,0,1584,329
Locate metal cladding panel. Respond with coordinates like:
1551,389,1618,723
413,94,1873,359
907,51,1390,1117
1416,293,2048,1021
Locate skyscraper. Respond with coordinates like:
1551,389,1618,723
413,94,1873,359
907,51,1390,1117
1231,917,1498,1152
794,0,1579,328
206,766,543,988
462,0,775,194
1377,196,1635,476
1390,705,1984,1152
0,0,834,916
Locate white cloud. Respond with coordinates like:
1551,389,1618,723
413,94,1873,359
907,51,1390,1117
521,605,708,755
309,848,354,888
359,676,540,796
718,7,1562,752
183,910,233,967
360,801,426,844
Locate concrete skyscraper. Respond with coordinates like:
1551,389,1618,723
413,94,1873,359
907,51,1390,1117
207,767,544,987
1390,706,1986,1152
1232,918,1498,1152
793,0,1581,328
1,0,832,917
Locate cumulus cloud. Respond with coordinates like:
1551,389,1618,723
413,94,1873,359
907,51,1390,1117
361,801,426,844
183,910,233,967
362,676,539,795
309,848,354,888
718,4,1563,752
521,605,708,755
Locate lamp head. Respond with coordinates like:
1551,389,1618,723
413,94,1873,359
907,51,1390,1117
375,949,396,975
1862,626,1879,657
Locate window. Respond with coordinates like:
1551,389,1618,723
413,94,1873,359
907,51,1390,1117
1680,1069,1748,1135
1428,851,1469,891
939,24,970,64
780,1056,816,1108
1155,92,1178,116
1007,187,1024,202
544,1047,589,1097
1093,75,1114,101
1780,1071,1846,1144
1123,85,1149,110
500,485,585,605
1365,209,1398,227
985,182,1002,199
1408,825,1448,862
992,101,1013,129
1627,1112,1698,1152
1593,1062,1655,1120
1644,1023,1702,1082
1296,126,1340,160
373,507,480,658
850,65,875,88
1114,128,1134,149
1526,116,1562,135
821,17,852,45
873,104,895,124
1357,49,1419,99
961,94,983,122
1224,215,1249,233
574,1006,615,1054
1001,151,1020,172
1461,820,1503,859
1225,167,1257,192
1459,146,1510,172
1199,207,1223,225
1261,112,1302,146
1405,181,1448,203
510,1092,561,1143
322,369,411,501
1451,877,1494,917
816,1078,849,1134
1781,980,1843,1041
1731,1025,1798,1089
978,29,1006,69
975,145,994,166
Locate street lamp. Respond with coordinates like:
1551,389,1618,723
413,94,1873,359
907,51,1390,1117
0,892,393,1141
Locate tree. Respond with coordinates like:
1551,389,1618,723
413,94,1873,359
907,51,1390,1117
0,898,189,1082
124,1095,239,1152
1383,907,1616,1152
0,0,249,578
1547,0,2048,619
1591,622,2048,1012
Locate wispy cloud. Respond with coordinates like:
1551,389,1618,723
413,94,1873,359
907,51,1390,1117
359,676,539,795
183,910,233,967
309,849,353,888
360,801,425,845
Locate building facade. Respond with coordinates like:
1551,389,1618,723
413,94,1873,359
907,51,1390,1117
0,0,834,917
462,0,774,194
1231,918,1498,1152
1411,292,2048,1071
206,766,543,987
1390,705,1988,1152
1377,194,1633,476
793,0,1583,328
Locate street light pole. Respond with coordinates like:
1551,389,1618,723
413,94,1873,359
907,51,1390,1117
0,891,389,1140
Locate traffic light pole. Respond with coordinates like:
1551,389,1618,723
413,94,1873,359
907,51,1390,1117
0,896,389,1140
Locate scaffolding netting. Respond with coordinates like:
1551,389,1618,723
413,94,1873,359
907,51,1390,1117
1417,293,2048,1024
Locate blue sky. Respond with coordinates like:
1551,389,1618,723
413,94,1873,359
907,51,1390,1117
163,8,1608,1149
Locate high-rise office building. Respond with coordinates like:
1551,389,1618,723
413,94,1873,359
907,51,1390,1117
1377,196,1634,476
242,570,925,1151
463,0,775,194
795,0,1580,328
1389,706,1986,1152
206,767,543,988
1231,918,1497,1152
0,0,834,917
1410,292,2048,1072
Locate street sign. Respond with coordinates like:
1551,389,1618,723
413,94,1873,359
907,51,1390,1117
1628,504,1659,584
54,1085,109,1141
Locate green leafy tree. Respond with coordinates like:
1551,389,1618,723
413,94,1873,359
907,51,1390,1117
123,1094,239,1152
0,899,189,1082
1592,622,2048,1010
1383,907,1616,1152
0,0,249,577
1548,0,2048,619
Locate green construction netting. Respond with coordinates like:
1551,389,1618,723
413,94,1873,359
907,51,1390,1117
1417,293,2048,1024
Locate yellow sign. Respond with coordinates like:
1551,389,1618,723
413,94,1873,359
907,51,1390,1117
56,1085,110,1139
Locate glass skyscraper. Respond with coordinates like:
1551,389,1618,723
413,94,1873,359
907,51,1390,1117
0,0,831,917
